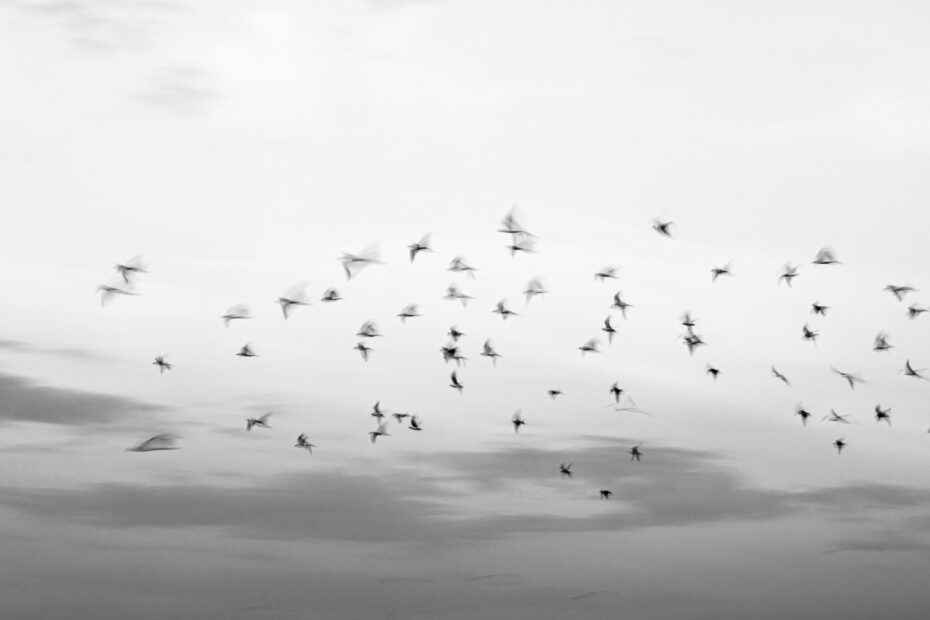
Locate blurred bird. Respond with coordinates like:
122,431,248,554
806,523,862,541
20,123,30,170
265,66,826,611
408,233,433,263
114,255,148,284
369,422,389,444
652,219,673,237
443,284,473,307
295,434,315,453
481,340,501,366
683,333,706,356
771,366,791,386
609,382,623,404
246,413,271,431
873,333,893,352
902,359,928,380
524,277,547,304
498,207,534,237
397,304,421,323
408,416,423,431
579,338,600,355
370,401,386,422
812,247,841,265
493,299,519,320
629,444,643,462
355,342,373,361
795,403,812,425
357,321,381,338
778,263,799,287
152,355,172,373
236,343,258,358
600,489,613,500
885,284,916,301
450,370,463,393
706,364,720,380
831,367,864,389
833,438,846,454
907,303,927,319
126,433,179,452
277,283,310,320
559,463,573,478
339,244,383,279
321,288,342,302
594,266,618,282
680,311,697,330
802,324,818,344
811,301,829,316
874,405,892,425
392,412,410,424
611,292,631,318
548,389,562,400
97,283,137,306
506,236,536,256
221,304,253,326
710,262,732,282
824,409,851,424
448,256,478,278
448,325,465,341
511,411,526,432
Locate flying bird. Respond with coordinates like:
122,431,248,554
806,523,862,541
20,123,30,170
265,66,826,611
339,244,383,279
408,233,433,263
873,332,893,352
397,304,421,323
795,403,812,425
706,364,720,380
493,299,519,320
320,288,343,302
652,219,673,237
246,413,271,431
114,255,148,284
295,434,315,453
448,256,478,278
481,340,501,365
599,489,613,500
152,355,172,373
831,367,864,389
812,247,841,265
611,292,632,318
902,359,928,380
907,303,927,319
392,412,410,424
443,284,473,307
778,263,799,287
97,283,137,306
408,416,423,431
801,324,818,344
355,342,373,361
884,284,916,301
450,370,463,393
523,277,547,304
277,283,310,320
506,236,536,256
548,389,562,400
609,382,623,404
594,266,618,282
511,411,526,432
710,262,732,282
356,321,382,338
559,463,573,478
874,405,892,425
578,339,600,355
498,207,535,237
811,301,829,316
369,422,390,444
771,366,791,386
221,304,253,326
629,444,643,462
447,325,465,341
370,401,386,422
126,433,179,452
824,409,851,424
833,438,846,454
602,316,617,344
236,343,258,358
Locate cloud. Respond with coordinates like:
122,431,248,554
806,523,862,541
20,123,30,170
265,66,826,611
137,66,218,115
0,372,164,427
0,338,111,362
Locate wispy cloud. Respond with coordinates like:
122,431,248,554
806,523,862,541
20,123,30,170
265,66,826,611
137,65,218,115
0,337,112,362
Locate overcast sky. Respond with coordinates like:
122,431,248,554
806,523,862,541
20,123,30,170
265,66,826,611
2,1,930,618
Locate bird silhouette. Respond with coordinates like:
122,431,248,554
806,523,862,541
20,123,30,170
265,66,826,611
652,219,673,237
874,405,892,425
831,367,864,389
339,244,383,279
795,403,812,425
357,321,382,338
126,433,179,452
559,463,573,478
812,247,841,265
277,283,310,320
834,438,846,454
408,415,423,431
481,340,501,366
221,304,253,326
602,317,617,344
295,434,315,453
611,292,631,318
802,324,818,344
97,283,137,306
448,325,465,341
706,364,720,380
907,303,927,319
811,301,829,316
493,299,519,320
778,263,799,287
873,333,893,352
450,370,463,393
355,342,373,361
609,382,623,404
629,444,643,462
511,411,526,432
710,262,732,282
824,409,851,424
246,413,271,431
369,422,389,444
523,277,547,304
114,255,148,284
594,266,618,281
397,304,421,323
408,233,433,263
392,412,410,424
236,343,258,358
448,256,478,278
902,359,928,380
152,355,172,373
884,284,916,301
443,284,473,307
320,288,343,302
548,389,562,400
771,366,791,386
599,489,613,499
578,339,600,355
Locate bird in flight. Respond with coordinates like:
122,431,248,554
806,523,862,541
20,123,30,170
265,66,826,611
448,325,465,341
559,463,573,478
831,367,864,389
812,247,841,265
506,235,537,256
682,332,706,356
408,233,433,263
246,413,271,431
602,317,617,344
369,422,389,444
833,438,846,454
902,359,928,380
771,366,791,386
236,343,258,358
811,301,829,316
874,405,892,425
295,434,315,453
408,416,423,431
498,207,535,237
795,403,812,425
594,266,618,282
801,324,819,344
356,321,381,338
609,382,623,404
680,311,697,330
448,256,478,278
778,263,799,287
706,364,720,380
370,401,387,422
339,243,383,279
523,277,547,304
599,489,613,500
884,284,916,301
450,370,463,393
392,412,410,424
548,388,562,400
221,304,253,326
152,355,172,373
97,283,137,306
320,288,342,302
443,284,473,307
126,433,179,452
907,303,927,319
873,332,893,352
578,338,600,356
493,299,519,320
710,262,732,282
629,443,643,462
652,219,673,237
611,291,632,318
481,340,501,366
397,304,421,323
824,409,851,424
114,255,148,284
277,283,310,320
511,411,526,432
355,342,373,361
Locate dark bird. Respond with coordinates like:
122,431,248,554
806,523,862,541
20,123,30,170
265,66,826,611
652,219,673,237
778,263,799,287
874,405,892,425
277,283,310,320
370,401,386,422
902,359,928,380
594,266,618,282
408,233,433,263
578,338,600,355
114,255,149,284
448,256,478,278
511,410,526,432
443,284,473,307
812,247,841,265
408,415,423,431
834,438,846,454
152,355,172,373
824,409,851,424
448,325,465,341
548,389,562,400
602,316,617,344
356,321,381,338
706,364,720,380
599,489,613,500
498,207,535,237
710,262,732,282
450,370,464,393
559,463,573,478
884,284,916,301
339,244,383,279
609,382,623,404
802,324,818,344
493,299,519,320
481,340,501,366
831,367,864,389
680,311,697,330
523,277,547,304
126,433,179,452
795,403,812,425
873,332,893,352
611,291,632,318
771,366,791,386
236,343,258,358
295,434,315,453
811,301,829,316
392,412,410,424
246,413,271,431
683,333,706,356
397,304,421,323
355,342,373,361
506,236,536,256
221,304,253,326
97,283,137,306
369,422,389,444
629,443,643,462
440,344,459,365
321,288,342,302
907,303,927,319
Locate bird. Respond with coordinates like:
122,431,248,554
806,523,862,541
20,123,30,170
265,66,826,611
884,284,916,301
907,303,927,319
492,299,519,320
710,262,732,282
873,333,893,352
448,256,478,278
683,333,706,356
594,266,618,282
339,244,383,279
811,301,829,316
706,364,720,380
629,444,643,462
599,489,613,500
397,304,421,323
611,292,632,318
874,405,892,425
902,359,928,380
246,413,271,431
355,342,373,361
511,411,526,432
356,321,381,338
221,304,253,326
831,367,864,389
443,284,473,307
320,288,343,302
506,236,536,256
778,263,799,287
97,283,137,306
114,255,148,284
609,382,623,404
126,433,179,452
548,389,562,400
447,325,465,341
795,403,812,425
152,355,172,373
578,339,600,355
369,422,390,444
408,416,423,431
824,409,851,424
802,324,819,344
771,366,791,386
812,247,841,265
370,401,386,422
652,219,673,237
602,317,617,344
392,412,410,424
833,438,846,454
481,340,501,365
236,343,258,358
295,434,315,453
277,284,310,320
559,463,573,478
408,233,433,263
498,207,535,237
523,277,547,304
450,370,463,393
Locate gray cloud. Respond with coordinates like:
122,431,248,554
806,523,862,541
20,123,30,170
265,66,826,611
137,66,218,115
0,337,112,362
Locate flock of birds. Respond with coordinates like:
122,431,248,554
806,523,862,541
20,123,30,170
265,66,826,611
95,209,929,500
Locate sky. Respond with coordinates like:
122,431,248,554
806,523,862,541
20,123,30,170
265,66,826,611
1,0,930,618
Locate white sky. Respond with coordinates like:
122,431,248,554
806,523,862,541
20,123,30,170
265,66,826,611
1,1,930,618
